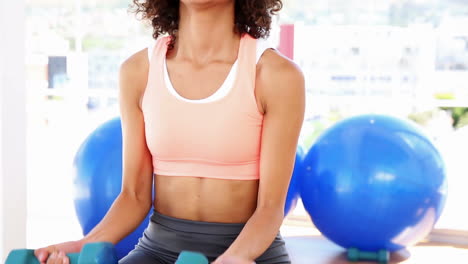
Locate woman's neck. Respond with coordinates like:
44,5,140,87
174,1,240,64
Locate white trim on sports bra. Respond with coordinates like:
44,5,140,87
163,57,238,103
147,37,274,103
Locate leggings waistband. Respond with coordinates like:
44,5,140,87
150,210,246,235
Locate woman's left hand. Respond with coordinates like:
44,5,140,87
211,254,256,264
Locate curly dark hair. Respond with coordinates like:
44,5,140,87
129,0,283,50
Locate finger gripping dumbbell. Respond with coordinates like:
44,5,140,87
5,242,118,264
175,251,209,264
347,247,389,264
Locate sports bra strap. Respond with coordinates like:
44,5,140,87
256,38,274,64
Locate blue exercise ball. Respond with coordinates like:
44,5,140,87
301,114,447,252
73,117,151,259
284,146,306,216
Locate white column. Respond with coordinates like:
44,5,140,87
0,0,27,262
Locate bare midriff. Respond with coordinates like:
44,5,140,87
154,175,259,223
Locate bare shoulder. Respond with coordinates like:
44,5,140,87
119,48,150,107
120,47,149,88
256,49,305,113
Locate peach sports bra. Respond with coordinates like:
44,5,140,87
141,34,273,180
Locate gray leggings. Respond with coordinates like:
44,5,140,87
119,210,291,264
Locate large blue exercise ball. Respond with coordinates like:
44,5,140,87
301,114,447,252
284,146,306,216
73,117,151,259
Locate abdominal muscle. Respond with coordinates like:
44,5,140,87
153,174,259,223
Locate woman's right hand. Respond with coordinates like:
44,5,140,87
34,240,83,264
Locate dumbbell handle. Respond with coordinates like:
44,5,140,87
5,249,80,264
5,242,117,264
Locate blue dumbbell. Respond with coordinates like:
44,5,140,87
5,242,118,264
175,251,209,264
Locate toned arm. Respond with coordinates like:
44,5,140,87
80,48,154,245
217,50,306,261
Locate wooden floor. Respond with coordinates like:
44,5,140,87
281,207,468,263
284,235,468,264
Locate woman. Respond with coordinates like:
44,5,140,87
35,0,305,263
